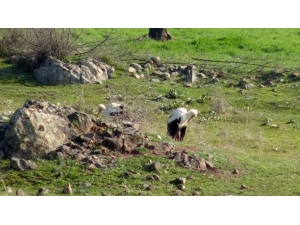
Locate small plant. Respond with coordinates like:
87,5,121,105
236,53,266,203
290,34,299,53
165,88,183,99
152,94,164,102
135,147,148,155
159,99,185,112
196,93,211,103
185,97,196,105
261,118,272,126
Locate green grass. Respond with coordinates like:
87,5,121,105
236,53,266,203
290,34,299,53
1,28,300,196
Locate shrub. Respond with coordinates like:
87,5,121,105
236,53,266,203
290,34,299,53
1,28,78,71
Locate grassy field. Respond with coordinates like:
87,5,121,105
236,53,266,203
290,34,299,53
0,28,300,196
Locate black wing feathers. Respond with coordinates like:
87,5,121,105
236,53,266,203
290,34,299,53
167,118,180,138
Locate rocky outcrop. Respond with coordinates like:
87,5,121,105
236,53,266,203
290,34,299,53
34,57,114,85
4,100,78,159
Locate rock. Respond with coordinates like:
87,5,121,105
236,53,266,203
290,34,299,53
198,73,207,78
5,186,13,194
67,112,93,134
16,188,25,196
141,183,149,189
152,174,162,181
146,175,155,181
178,184,186,190
150,56,160,63
130,63,143,72
241,184,247,189
34,56,113,85
184,83,193,87
186,70,197,83
64,183,72,194
151,78,160,83
291,73,299,78
4,99,78,159
176,177,186,185
37,188,49,196
173,190,185,196
233,169,239,174
192,191,199,196
128,66,136,73
143,63,152,69
205,160,214,168
10,157,37,171
82,182,92,188
149,162,163,172
80,57,114,79
101,138,122,151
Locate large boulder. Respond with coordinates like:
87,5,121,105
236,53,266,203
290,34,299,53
4,100,78,159
33,57,114,85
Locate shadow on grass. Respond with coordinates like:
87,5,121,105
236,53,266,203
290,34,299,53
0,62,40,87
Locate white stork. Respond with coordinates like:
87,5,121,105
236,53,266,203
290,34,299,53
167,108,198,141
97,103,125,118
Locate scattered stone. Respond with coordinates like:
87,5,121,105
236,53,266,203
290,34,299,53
10,157,37,171
150,56,160,63
130,63,143,72
146,175,155,181
233,169,239,174
64,183,73,194
152,174,162,181
184,83,193,87
241,184,247,189
173,190,185,196
82,182,92,188
37,188,49,196
178,184,186,190
146,185,155,191
291,73,299,78
16,188,25,196
128,67,136,73
176,177,186,185
192,191,199,196
149,162,163,172
141,183,149,189
151,78,160,83
205,160,214,168
186,175,194,180
5,186,13,194
119,189,129,196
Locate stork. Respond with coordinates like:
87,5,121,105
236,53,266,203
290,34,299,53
97,103,125,118
167,108,198,141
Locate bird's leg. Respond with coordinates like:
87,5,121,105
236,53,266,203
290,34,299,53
174,130,181,141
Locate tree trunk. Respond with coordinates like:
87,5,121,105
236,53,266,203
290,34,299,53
148,28,172,41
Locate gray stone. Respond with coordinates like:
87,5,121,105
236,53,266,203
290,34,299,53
67,112,93,134
34,56,113,86
4,99,78,159
10,157,37,171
